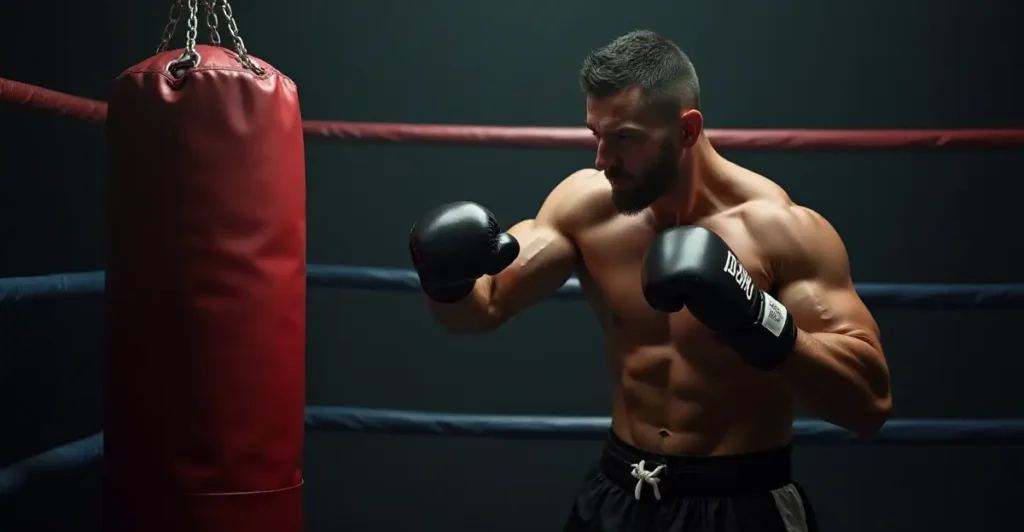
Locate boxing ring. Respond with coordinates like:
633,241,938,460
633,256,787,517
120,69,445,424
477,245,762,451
4,49,1024,527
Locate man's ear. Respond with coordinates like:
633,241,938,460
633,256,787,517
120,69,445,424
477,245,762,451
679,109,703,147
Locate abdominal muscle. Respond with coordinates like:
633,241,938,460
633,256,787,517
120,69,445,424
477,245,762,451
605,323,795,457
572,198,796,457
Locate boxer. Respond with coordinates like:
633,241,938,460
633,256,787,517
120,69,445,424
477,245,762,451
409,30,891,532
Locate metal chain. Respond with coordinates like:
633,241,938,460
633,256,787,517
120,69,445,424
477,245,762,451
220,0,264,75
158,0,263,77
183,0,200,57
165,0,202,78
203,0,221,46
156,0,184,54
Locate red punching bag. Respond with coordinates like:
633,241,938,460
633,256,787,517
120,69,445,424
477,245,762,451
104,3,305,530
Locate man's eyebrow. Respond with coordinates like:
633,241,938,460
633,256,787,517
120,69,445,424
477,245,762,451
586,123,644,135
613,125,646,134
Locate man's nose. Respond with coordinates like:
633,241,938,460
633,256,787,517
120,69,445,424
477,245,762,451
595,140,616,170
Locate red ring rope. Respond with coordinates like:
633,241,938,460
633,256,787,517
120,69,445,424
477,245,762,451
4,76,1024,150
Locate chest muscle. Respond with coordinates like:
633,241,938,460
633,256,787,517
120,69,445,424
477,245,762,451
575,215,771,347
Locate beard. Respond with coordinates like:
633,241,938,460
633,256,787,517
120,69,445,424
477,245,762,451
609,137,681,215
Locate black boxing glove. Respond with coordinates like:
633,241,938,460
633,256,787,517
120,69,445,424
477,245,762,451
409,201,520,303
641,226,796,370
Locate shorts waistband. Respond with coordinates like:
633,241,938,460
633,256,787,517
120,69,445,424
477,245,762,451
600,429,793,497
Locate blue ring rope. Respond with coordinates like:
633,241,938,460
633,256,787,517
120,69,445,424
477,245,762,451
3,408,1023,496
3,266,1024,309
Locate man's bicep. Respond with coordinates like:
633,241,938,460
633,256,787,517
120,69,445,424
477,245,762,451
777,278,880,347
772,207,880,345
486,220,577,317
486,171,591,318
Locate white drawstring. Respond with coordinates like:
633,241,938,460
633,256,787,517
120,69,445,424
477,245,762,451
630,460,665,501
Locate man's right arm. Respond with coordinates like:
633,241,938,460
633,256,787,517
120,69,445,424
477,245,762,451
425,170,592,333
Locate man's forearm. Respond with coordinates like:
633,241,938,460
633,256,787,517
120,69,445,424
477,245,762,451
426,276,502,333
778,329,892,436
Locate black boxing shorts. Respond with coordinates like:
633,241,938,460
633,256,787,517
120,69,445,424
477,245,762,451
562,430,818,532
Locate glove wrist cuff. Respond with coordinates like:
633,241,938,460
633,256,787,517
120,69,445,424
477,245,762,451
728,291,797,371
421,279,476,303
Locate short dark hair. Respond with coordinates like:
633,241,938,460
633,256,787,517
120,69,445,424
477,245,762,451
579,30,700,120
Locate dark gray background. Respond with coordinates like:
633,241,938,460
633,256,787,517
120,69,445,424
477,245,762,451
2,1,1023,530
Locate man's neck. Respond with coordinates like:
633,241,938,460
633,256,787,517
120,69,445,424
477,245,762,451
651,133,728,227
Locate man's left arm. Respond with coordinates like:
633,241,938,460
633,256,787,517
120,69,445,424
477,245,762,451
766,206,892,436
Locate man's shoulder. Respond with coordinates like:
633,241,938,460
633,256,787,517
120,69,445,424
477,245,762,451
737,198,848,279
554,167,611,202
739,198,827,238
541,168,615,233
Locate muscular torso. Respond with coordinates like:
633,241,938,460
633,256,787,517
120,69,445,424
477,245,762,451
569,172,796,456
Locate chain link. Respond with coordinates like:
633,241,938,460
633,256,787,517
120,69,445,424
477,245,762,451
165,0,202,78
158,0,263,77
220,0,264,75
183,0,200,56
203,0,221,46
156,0,184,54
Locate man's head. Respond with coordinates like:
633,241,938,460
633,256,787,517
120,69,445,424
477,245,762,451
579,30,702,214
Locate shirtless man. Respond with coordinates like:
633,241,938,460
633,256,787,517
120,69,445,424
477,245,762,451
408,30,891,532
